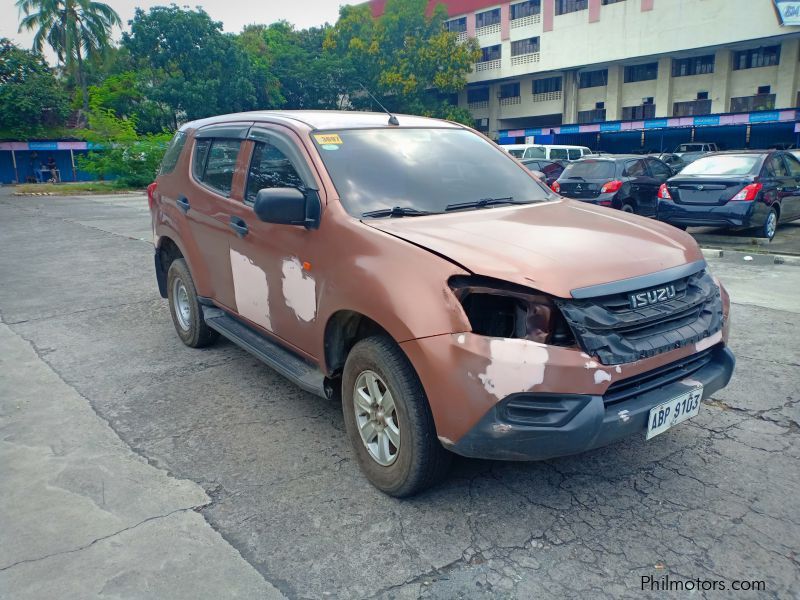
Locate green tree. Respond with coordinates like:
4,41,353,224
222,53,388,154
324,0,480,122
16,0,121,111
0,38,70,137
122,6,256,129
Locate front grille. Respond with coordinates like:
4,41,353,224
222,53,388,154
555,270,723,365
603,347,715,407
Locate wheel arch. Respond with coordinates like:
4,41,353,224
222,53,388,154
154,236,185,298
323,310,393,378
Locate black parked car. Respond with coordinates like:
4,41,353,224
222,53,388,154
656,151,800,239
520,158,565,186
551,155,673,216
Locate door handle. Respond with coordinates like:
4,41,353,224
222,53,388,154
176,196,190,213
229,216,249,238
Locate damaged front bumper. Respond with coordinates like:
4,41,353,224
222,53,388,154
449,345,735,461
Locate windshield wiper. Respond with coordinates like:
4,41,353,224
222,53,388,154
361,206,436,218
445,197,532,212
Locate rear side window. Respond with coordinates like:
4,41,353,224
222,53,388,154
624,160,647,176
647,158,672,178
159,132,187,175
549,148,568,160
783,153,800,177
562,160,615,179
567,148,582,160
245,142,305,205
765,154,789,177
193,138,241,196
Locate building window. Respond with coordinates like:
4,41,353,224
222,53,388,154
480,45,501,62
697,91,709,100
579,69,608,88
533,77,563,94
499,82,521,99
757,85,771,95
730,93,776,112
622,103,656,120
511,0,541,19
467,87,490,104
733,46,781,70
476,8,501,28
624,62,658,83
672,55,715,77
601,0,626,4
445,17,467,33
556,0,588,15
673,99,712,117
511,37,540,56
578,109,606,123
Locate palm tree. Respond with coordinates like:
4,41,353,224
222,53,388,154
17,0,121,111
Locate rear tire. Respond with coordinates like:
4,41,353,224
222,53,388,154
620,202,635,214
167,258,219,348
761,208,778,240
342,335,451,497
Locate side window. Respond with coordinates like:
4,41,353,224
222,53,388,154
203,139,241,195
625,159,647,177
159,132,187,175
647,158,672,179
193,139,211,181
781,154,800,177
765,155,789,177
245,142,305,205
550,148,568,160
567,148,582,160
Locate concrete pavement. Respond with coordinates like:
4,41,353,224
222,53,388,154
0,189,798,599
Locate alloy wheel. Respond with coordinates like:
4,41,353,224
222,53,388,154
353,370,400,466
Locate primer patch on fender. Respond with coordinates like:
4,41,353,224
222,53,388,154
695,330,722,352
479,339,548,401
594,370,612,384
281,257,317,322
230,249,272,330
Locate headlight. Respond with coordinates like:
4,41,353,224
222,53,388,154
449,276,575,346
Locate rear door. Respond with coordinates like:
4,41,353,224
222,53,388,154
623,159,650,213
763,153,791,217
643,157,673,216
185,124,251,310
780,153,800,219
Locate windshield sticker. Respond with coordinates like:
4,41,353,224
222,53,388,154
321,144,340,151
314,133,342,145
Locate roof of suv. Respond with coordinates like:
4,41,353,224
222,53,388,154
182,110,461,132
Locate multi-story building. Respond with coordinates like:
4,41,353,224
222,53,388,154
369,0,800,151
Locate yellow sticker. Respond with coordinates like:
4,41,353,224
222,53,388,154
314,133,343,145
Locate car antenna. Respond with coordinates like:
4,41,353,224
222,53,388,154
359,82,399,126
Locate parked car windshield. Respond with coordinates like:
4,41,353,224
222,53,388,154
312,128,550,216
680,155,762,176
561,160,616,179
676,144,704,152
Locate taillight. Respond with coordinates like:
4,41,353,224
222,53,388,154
147,182,158,211
551,181,561,193
730,183,762,201
658,183,673,200
600,180,623,194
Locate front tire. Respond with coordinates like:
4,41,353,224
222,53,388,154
342,336,451,497
167,258,219,348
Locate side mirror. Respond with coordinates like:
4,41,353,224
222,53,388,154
253,187,319,229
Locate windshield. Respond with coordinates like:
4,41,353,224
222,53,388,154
680,155,761,176
312,128,550,216
676,144,702,152
522,146,546,159
561,160,616,179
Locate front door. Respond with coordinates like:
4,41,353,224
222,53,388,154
780,153,800,220
223,125,325,359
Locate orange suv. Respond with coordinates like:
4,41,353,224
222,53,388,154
149,111,735,496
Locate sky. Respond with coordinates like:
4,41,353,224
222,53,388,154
2,0,360,62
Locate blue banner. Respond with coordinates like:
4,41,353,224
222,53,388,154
600,122,622,132
644,119,669,129
28,142,58,151
693,115,720,127
559,125,580,134
749,111,780,123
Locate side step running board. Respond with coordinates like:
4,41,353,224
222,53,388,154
203,307,326,398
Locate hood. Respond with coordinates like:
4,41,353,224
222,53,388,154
364,199,703,298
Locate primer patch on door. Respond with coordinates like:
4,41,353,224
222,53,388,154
230,248,272,330
281,257,317,322
479,339,548,401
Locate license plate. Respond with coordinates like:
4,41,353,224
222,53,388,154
646,386,704,440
